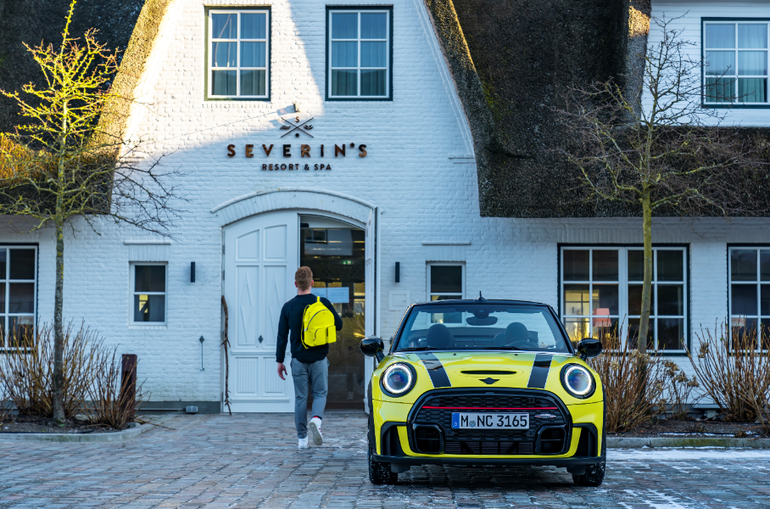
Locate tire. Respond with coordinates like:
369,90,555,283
572,458,605,486
367,419,397,485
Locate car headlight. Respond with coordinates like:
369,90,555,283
560,364,596,399
381,363,416,397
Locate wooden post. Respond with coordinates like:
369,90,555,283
120,354,137,423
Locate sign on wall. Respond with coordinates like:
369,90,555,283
225,115,367,171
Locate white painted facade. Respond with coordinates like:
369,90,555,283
2,0,769,411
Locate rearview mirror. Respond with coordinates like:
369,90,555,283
577,338,602,360
360,337,385,364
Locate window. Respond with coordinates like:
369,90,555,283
132,264,167,323
208,9,269,99
0,247,36,349
703,20,769,105
328,8,391,99
428,264,464,324
561,247,687,351
729,247,770,349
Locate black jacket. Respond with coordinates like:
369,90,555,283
276,294,343,364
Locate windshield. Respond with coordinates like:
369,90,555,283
394,303,571,353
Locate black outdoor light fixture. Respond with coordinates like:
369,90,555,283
395,262,400,283
190,262,196,283
199,336,205,371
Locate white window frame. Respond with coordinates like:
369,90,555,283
207,8,270,99
130,263,168,325
728,246,770,350
327,8,391,100
0,246,37,351
427,263,465,301
560,246,688,352
703,19,770,105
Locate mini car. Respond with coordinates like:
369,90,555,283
360,297,604,486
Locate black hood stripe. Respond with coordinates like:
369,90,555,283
416,352,452,388
527,353,553,389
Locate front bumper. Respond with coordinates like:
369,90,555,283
372,452,605,468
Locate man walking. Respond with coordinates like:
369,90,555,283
276,266,343,449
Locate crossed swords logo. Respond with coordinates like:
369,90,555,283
280,116,314,138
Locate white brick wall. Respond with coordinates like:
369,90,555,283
2,0,769,406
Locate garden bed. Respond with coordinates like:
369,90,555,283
0,414,125,434
610,418,766,438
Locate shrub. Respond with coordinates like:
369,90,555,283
662,360,700,420
688,324,770,431
0,323,101,418
85,349,145,430
589,336,670,433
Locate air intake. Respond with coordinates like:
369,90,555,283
461,370,516,375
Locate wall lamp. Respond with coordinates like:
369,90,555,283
395,262,400,283
190,262,196,283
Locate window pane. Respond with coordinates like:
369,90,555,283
731,317,758,350
241,13,266,39
705,77,735,102
732,284,758,315
731,249,757,281
241,42,266,67
430,266,462,294
212,42,237,67
212,13,237,39
762,284,770,315
212,70,237,95
563,250,589,281
592,284,618,315
706,24,736,48
705,51,735,75
657,285,684,315
657,250,683,281
240,70,266,96
135,266,166,293
564,318,589,344
332,41,358,67
10,249,35,280
332,13,358,39
761,319,770,350
628,250,644,281
592,250,618,281
331,70,357,96
738,51,767,75
134,295,166,322
0,283,5,312
628,319,654,349
360,70,386,96
361,13,387,39
8,316,34,349
563,284,589,316
0,250,6,279
658,318,684,350
761,251,770,281
592,317,618,346
738,78,766,102
628,284,652,316
361,41,386,67
738,24,768,49
9,283,34,313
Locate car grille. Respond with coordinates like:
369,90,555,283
409,390,570,456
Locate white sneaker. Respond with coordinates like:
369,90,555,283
298,437,308,449
308,417,323,446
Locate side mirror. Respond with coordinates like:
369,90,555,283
577,338,602,360
360,336,385,364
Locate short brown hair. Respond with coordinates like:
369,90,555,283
295,266,313,291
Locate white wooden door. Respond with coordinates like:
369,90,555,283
224,211,298,412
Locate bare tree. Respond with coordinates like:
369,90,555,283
558,16,759,353
0,0,180,424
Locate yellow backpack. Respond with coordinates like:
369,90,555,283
302,297,337,348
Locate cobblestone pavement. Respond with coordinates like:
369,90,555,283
1,411,770,508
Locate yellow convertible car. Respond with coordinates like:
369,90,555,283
360,298,604,486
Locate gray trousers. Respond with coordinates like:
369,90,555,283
290,357,328,438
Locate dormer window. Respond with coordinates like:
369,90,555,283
704,20,769,105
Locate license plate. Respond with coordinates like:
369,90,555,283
451,412,530,430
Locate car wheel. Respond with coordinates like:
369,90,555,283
572,458,605,487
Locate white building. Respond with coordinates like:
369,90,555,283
1,0,769,412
